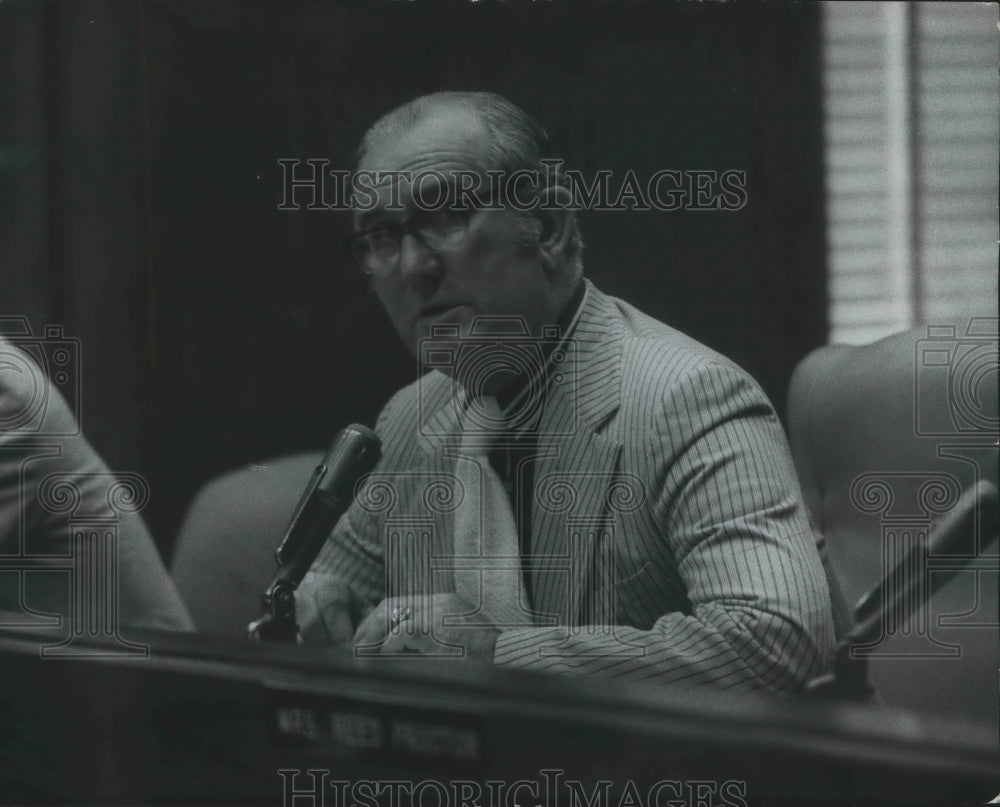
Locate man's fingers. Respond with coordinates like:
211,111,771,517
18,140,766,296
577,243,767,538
352,590,377,628
352,601,388,648
296,574,372,645
318,599,356,643
373,630,419,656
353,597,429,653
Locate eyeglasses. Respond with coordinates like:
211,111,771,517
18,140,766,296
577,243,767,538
344,207,474,277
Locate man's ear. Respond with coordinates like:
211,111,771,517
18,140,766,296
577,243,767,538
536,183,574,274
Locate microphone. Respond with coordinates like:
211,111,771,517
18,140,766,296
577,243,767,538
273,424,382,582
853,479,999,628
248,424,382,642
806,479,999,700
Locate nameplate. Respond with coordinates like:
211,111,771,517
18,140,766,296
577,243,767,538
266,687,487,774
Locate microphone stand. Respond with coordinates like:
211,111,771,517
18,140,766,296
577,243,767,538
247,425,381,643
806,480,998,701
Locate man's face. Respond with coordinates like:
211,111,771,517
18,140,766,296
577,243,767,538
352,105,561,365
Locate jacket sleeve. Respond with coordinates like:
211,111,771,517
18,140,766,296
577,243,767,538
493,361,836,693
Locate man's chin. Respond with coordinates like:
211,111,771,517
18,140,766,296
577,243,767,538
411,319,464,374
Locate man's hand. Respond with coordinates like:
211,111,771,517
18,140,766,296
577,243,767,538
296,572,374,644
352,594,499,663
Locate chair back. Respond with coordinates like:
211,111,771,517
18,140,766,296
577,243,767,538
171,452,324,637
787,319,998,721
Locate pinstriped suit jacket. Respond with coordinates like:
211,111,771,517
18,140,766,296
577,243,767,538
301,280,834,693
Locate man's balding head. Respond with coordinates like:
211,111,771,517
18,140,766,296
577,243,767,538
355,91,550,176
353,92,583,275
346,92,584,366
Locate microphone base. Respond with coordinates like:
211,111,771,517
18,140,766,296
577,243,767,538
247,613,298,643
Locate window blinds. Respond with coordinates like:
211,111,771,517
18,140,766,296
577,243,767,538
822,2,998,345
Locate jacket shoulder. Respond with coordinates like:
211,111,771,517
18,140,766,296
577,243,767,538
604,294,761,397
372,370,450,452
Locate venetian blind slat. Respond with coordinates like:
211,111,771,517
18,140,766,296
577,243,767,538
822,1,998,346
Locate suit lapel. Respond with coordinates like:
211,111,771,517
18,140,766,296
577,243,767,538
408,283,627,623
385,372,462,595
414,371,462,458
529,282,625,624
530,416,622,624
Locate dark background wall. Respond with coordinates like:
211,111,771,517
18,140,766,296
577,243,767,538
1,0,827,560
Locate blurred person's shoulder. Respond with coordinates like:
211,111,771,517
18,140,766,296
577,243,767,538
0,337,78,436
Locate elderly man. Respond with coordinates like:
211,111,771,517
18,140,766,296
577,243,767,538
298,91,834,693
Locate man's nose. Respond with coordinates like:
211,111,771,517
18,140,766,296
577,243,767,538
397,232,442,282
